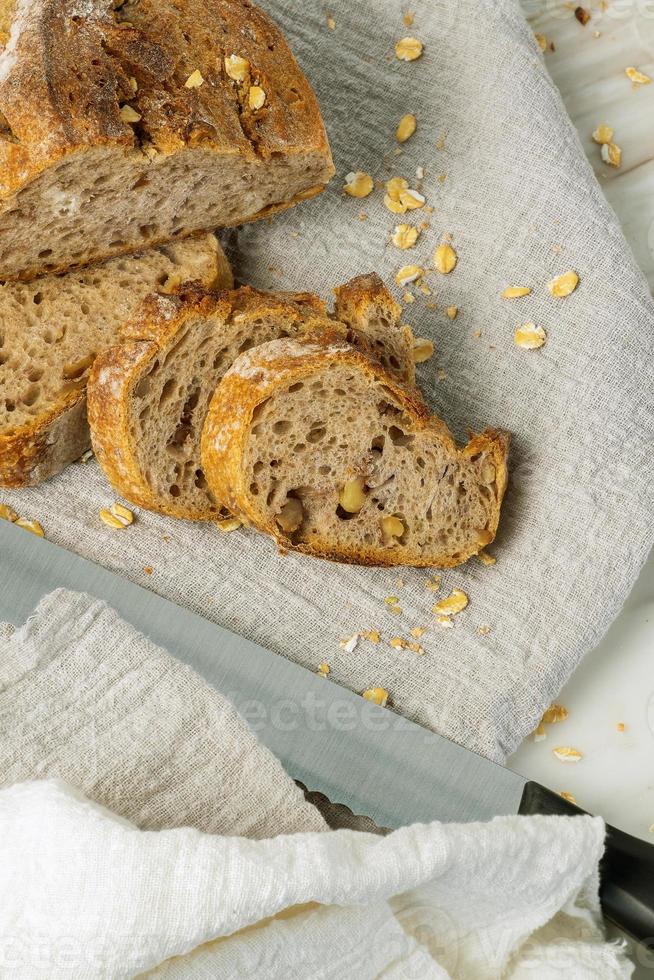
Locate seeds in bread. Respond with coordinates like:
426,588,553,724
0,0,334,280
0,234,229,487
87,286,342,520
201,338,509,568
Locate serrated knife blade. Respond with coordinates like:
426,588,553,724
1,519,653,942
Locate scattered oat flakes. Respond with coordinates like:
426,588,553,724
552,746,583,763
396,113,417,143
326,12,336,29
395,36,423,61
390,636,405,649
649,824,654,834
625,66,651,86
501,286,531,299
433,588,468,616
477,549,496,566
416,165,424,180
248,85,266,110
574,6,590,25
514,322,546,350
100,502,134,529
437,367,447,381
318,662,330,677
360,630,381,644
392,223,420,249
15,518,44,537
215,516,242,532
388,605,402,615
0,503,17,522
446,306,458,320
435,615,454,629
400,188,425,210
560,791,577,804
143,565,153,575
601,142,621,168
396,264,424,286
548,270,579,297
339,634,360,653
434,243,457,274
412,337,434,363
403,9,415,26
410,626,426,638
533,722,547,742
119,104,141,123
402,292,415,304
534,33,547,51
435,134,446,150
477,624,492,635
592,123,613,145
362,687,389,706
472,329,482,339
344,171,374,198
385,596,400,605
425,575,442,592
185,69,204,88
616,721,625,732
224,54,250,82
542,703,568,724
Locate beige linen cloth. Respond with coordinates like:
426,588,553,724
3,0,654,762
0,590,632,978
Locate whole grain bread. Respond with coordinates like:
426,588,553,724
0,0,333,280
86,273,418,521
201,338,509,568
86,284,344,520
0,233,229,487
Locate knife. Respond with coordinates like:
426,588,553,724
0,519,652,943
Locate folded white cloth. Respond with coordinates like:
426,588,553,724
0,779,632,979
0,591,633,978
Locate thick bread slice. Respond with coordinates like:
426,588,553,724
334,274,416,386
87,285,342,520
0,233,229,488
0,0,334,280
201,339,510,568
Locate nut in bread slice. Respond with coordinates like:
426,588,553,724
86,274,419,521
0,234,229,488
201,338,509,567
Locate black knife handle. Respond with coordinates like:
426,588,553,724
519,781,654,945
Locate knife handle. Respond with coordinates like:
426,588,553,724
519,781,654,945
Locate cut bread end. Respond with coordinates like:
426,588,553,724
201,338,509,568
0,233,228,488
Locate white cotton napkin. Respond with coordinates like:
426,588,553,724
0,779,631,979
0,590,633,978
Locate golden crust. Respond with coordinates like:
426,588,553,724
201,342,510,568
0,0,333,196
87,285,342,520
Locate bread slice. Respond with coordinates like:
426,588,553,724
0,0,333,280
334,274,416,387
0,233,229,488
87,286,342,520
201,339,509,568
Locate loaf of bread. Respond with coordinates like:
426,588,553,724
201,338,509,567
0,233,229,487
0,0,333,280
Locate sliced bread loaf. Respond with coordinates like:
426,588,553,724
201,338,509,568
0,233,229,487
0,0,333,280
86,273,420,521
87,285,342,520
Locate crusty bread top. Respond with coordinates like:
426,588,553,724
0,0,333,199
